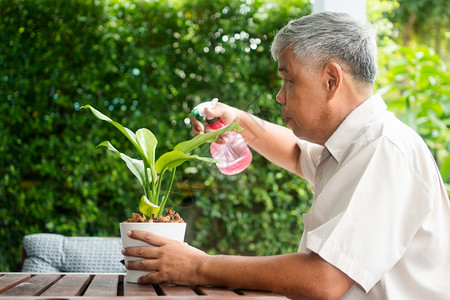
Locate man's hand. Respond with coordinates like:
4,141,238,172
190,101,239,143
123,230,354,299
123,230,208,286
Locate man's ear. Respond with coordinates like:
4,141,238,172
323,62,343,100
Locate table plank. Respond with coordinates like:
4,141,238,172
40,274,90,296
0,273,288,299
159,284,198,296
239,289,286,298
123,281,158,296
83,274,118,297
197,286,240,296
0,274,60,296
0,274,32,294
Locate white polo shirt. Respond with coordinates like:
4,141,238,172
297,94,450,299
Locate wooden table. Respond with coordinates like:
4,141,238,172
0,273,288,299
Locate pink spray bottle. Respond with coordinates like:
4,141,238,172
191,98,252,175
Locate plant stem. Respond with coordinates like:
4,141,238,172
151,169,157,201
157,167,176,217
143,160,151,199
154,169,165,208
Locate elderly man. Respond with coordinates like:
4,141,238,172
123,12,450,299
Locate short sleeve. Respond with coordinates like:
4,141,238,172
305,137,434,292
297,139,323,190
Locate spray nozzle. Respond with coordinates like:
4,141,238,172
191,98,219,121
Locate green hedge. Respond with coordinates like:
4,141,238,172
0,0,311,271
1,0,448,273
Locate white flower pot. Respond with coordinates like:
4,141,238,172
120,222,187,283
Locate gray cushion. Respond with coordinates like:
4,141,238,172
22,233,126,273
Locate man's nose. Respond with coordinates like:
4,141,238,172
276,85,285,104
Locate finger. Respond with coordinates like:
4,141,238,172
189,115,204,136
204,106,221,120
126,259,158,272
189,115,215,135
213,133,229,145
127,230,171,247
204,102,235,125
123,246,158,259
138,271,165,284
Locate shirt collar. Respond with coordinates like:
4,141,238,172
324,94,387,163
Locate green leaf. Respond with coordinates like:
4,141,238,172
136,128,157,165
81,105,149,164
440,153,450,182
155,151,218,174
405,97,418,131
136,128,158,182
139,195,160,218
82,105,137,144
97,141,150,193
174,122,243,153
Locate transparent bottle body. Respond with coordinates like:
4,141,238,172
209,130,252,175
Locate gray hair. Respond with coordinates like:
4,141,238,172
271,12,378,85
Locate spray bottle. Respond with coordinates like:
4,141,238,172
191,98,252,175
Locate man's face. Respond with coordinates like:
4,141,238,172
276,48,330,144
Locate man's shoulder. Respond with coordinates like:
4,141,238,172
376,113,429,157
364,113,439,194
348,111,433,171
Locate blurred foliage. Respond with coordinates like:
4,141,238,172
0,0,311,271
385,0,450,61
0,0,448,272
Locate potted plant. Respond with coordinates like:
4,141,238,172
81,105,241,282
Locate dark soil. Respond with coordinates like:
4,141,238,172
124,207,184,223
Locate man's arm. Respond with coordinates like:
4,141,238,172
190,102,304,177
124,231,354,300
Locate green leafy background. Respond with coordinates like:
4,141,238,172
1,0,448,271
